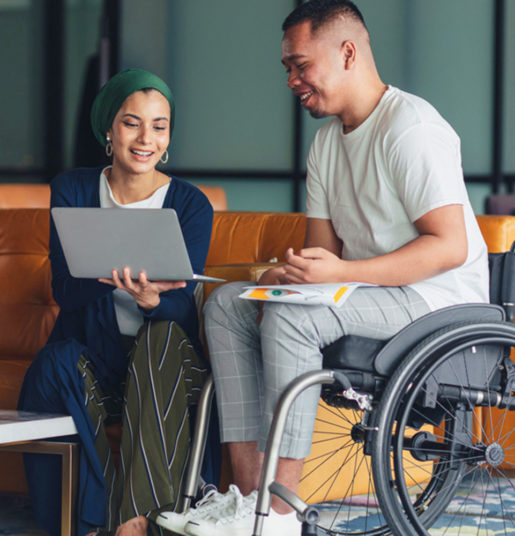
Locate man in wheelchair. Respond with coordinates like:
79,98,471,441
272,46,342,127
158,1,492,535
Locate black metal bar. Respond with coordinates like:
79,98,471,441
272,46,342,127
492,0,505,193
164,168,298,180
292,0,304,212
465,173,515,183
0,169,51,183
44,0,65,178
292,94,303,212
99,0,120,87
110,1,120,74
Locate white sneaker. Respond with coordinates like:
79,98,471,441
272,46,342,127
155,485,241,535
184,488,300,536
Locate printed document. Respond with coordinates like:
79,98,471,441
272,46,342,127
239,283,373,308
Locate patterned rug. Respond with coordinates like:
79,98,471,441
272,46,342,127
315,474,515,535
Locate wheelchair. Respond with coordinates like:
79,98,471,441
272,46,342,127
182,296,515,535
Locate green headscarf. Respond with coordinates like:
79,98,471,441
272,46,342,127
90,68,175,147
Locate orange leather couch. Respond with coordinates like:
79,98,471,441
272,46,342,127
1,189,514,501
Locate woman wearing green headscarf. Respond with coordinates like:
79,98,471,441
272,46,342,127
18,69,216,536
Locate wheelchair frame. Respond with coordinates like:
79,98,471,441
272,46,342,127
181,302,515,536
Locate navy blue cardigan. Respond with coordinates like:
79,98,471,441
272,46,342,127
48,167,213,392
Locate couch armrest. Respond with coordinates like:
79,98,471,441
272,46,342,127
197,186,228,211
476,215,515,253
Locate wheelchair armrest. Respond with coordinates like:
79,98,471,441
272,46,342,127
374,303,505,376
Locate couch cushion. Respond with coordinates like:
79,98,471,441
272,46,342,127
207,212,267,265
0,210,58,358
259,212,306,261
207,212,307,266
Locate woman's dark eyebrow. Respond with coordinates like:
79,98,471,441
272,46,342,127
122,113,169,122
122,113,141,120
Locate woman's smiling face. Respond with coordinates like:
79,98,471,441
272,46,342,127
108,89,171,176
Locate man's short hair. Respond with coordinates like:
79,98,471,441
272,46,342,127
282,0,367,34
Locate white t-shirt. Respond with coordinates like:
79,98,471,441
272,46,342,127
306,86,489,311
99,167,170,335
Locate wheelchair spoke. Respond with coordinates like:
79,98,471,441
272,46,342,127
495,420,515,446
302,438,356,484
492,468,515,533
315,416,354,428
303,402,390,534
322,404,362,426
308,448,358,503
492,465,515,496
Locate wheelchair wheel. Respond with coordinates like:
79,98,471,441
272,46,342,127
372,322,515,535
300,401,391,535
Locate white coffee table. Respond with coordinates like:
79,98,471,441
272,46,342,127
0,410,79,536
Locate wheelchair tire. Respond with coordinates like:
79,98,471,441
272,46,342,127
371,321,515,535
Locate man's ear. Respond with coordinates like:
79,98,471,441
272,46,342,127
341,40,357,69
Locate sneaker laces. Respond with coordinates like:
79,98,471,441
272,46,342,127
192,489,223,512
206,489,258,524
188,484,241,518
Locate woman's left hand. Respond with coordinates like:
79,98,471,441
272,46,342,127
99,266,186,312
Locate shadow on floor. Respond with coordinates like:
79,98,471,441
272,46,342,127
0,494,47,536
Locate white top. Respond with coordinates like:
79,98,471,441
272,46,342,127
306,86,489,311
99,167,170,335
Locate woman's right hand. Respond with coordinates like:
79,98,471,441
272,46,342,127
99,267,186,312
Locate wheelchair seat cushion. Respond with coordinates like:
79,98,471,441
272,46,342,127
322,335,385,372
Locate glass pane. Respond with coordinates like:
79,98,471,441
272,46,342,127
188,177,294,212
64,0,104,169
166,0,294,172
0,0,45,168
504,0,515,173
403,0,493,175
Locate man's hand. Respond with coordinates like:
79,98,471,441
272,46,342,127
99,266,186,312
283,247,345,284
257,264,288,285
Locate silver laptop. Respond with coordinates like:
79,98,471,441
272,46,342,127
51,207,224,283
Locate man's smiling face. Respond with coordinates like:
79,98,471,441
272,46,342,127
281,20,349,120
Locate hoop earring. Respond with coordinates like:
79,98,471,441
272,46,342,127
160,150,169,164
105,134,113,157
